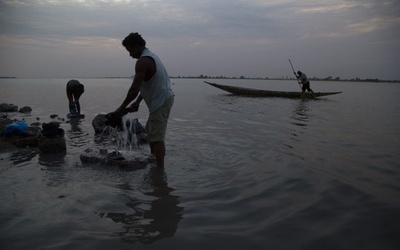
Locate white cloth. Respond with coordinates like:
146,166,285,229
299,73,309,84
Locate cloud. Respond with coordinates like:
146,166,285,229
347,16,400,34
0,0,400,79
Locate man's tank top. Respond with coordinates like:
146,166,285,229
140,48,174,113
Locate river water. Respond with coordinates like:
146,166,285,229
0,78,399,250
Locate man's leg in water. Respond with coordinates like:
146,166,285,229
146,98,174,168
150,141,165,168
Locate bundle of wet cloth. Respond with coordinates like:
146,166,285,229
69,101,78,114
2,120,28,137
104,105,138,129
104,112,123,129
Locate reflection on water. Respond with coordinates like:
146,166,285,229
38,152,68,188
282,100,310,149
10,149,38,165
97,168,184,244
291,100,309,128
279,100,312,159
68,117,82,132
66,117,91,149
38,152,67,167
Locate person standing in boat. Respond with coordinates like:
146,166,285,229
66,79,84,114
114,32,175,168
296,71,314,93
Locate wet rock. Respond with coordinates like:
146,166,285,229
41,122,64,138
37,122,66,153
80,148,153,169
0,116,66,152
0,122,42,149
19,106,32,113
0,103,18,112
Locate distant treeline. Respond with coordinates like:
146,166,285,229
171,75,400,83
2,75,398,83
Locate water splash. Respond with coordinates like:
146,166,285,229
97,116,145,151
116,116,139,151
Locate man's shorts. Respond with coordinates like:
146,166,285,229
302,82,310,92
146,97,174,142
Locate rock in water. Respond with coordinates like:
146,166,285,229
80,148,154,169
0,103,18,112
39,122,66,153
19,106,32,113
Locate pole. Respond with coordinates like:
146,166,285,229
289,59,302,90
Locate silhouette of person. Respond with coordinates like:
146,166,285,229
295,71,314,93
66,79,84,114
114,32,174,168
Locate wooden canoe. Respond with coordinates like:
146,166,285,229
204,81,342,98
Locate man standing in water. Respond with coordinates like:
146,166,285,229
296,71,314,94
66,79,84,114
114,32,174,168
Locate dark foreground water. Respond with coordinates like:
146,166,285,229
1,78,399,250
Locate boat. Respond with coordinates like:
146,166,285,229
204,81,342,99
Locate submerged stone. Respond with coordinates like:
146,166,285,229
19,106,32,113
80,148,154,169
0,103,18,112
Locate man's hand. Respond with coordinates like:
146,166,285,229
126,102,139,113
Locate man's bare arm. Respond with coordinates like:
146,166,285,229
115,58,149,115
